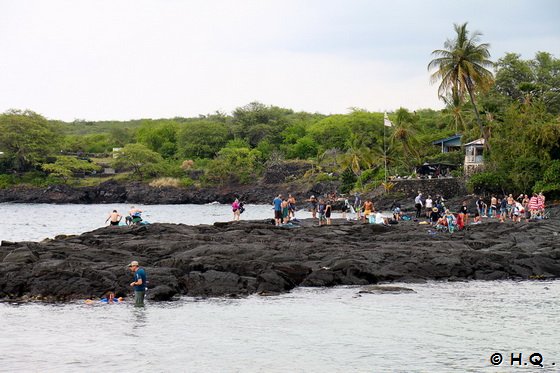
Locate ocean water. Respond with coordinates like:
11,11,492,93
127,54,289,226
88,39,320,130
0,202,318,242
0,204,558,372
0,282,558,372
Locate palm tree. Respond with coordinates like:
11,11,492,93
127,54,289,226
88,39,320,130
441,88,467,133
428,23,494,149
338,144,375,177
390,108,420,167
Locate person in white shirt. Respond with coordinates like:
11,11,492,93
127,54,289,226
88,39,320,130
425,195,433,218
414,192,423,218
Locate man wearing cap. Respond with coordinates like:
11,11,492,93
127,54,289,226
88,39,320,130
128,261,147,306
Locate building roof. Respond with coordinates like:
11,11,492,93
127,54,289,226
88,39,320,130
464,138,485,146
432,134,462,146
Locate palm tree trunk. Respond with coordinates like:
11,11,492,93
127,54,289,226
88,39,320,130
465,82,490,153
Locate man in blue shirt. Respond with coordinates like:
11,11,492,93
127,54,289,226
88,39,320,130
128,260,147,307
273,194,283,226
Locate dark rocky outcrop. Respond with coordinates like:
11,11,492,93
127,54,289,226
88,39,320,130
1,207,559,302
0,177,468,208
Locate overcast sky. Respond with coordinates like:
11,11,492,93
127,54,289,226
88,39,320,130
0,0,559,121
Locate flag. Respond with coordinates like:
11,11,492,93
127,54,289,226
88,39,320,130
384,112,393,127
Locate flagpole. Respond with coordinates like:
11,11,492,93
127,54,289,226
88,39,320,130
383,112,390,184
383,119,387,184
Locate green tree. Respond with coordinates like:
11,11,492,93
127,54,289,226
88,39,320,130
112,143,163,179
176,120,230,159
308,115,351,152
287,136,318,159
205,147,263,185
428,22,494,147
338,140,379,177
495,52,560,114
42,156,102,183
136,120,178,158
0,109,60,171
232,102,294,147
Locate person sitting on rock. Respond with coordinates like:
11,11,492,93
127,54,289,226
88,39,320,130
392,202,402,221
105,210,122,226
472,212,482,225
374,211,388,225
429,207,440,225
126,206,143,225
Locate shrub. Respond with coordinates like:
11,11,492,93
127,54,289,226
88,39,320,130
149,177,181,188
339,168,357,194
467,171,506,195
179,177,195,188
0,174,15,188
425,151,464,166
181,160,194,171
314,172,334,182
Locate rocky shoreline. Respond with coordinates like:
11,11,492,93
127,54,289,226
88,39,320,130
1,206,558,303
0,177,471,214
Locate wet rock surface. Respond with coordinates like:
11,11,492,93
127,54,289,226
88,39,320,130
1,206,559,302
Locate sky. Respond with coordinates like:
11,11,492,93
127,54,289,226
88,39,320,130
0,0,559,121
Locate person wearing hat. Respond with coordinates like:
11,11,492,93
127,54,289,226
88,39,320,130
429,207,440,225
128,260,147,307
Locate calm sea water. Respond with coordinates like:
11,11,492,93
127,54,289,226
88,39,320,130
0,202,320,242
0,204,558,372
0,282,558,372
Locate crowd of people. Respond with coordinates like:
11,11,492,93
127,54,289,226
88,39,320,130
267,192,396,226
265,190,549,229
412,191,548,233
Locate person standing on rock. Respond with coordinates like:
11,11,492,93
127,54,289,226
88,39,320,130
362,199,374,222
489,195,497,218
318,199,327,225
273,194,283,226
128,260,147,307
414,192,423,219
354,193,362,220
308,195,318,219
281,198,290,224
459,201,469,225
105,210,122,226
287,194,296,219
325,200,332,225
232,198,241,221
424,195,433,218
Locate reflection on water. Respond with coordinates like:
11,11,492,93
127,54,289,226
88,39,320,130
0,281,559,372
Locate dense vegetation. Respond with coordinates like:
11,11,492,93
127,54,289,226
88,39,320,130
1,24,559,198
